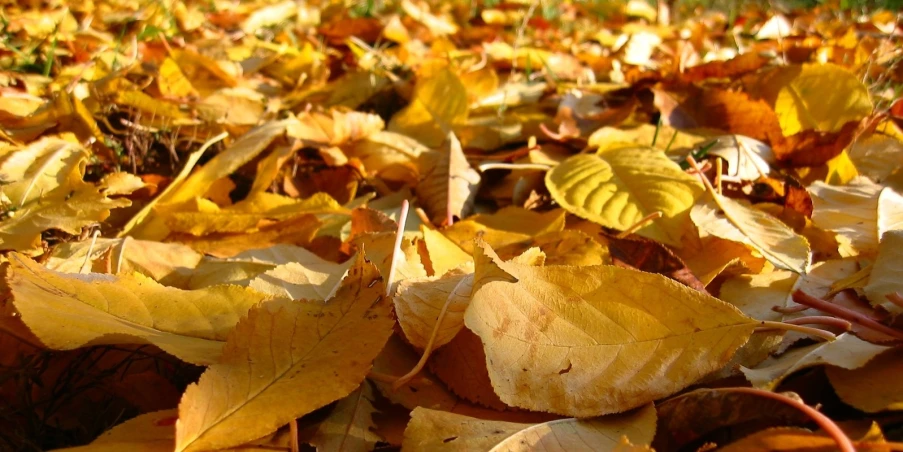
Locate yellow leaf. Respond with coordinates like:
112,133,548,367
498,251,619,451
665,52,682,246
169,214,322,258
157,57,199,99
848,133,903,184
309,382,382,450
465,242,757,416
495,230,611,266
691,195,810,273
388,66,468,148
824,149,859,185
174,253,393,451
587,124,706,156
5,253,271,365
57,409,177,452
0,137,134,253
401,404,656,451
864,230,903,314
741,333,891,390
809,179,903,257
45,237,202,281
827,347,903,413
159,192,345,236
546,148,704,247
416,133,481,225
441,207,566,254
759,63,873,136
421,225,471,276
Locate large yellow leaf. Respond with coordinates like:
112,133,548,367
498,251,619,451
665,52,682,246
754,63,873,136
388,66,468,148
464,243,757,416
401,404,655,451
545,148,703,247
174,253,393,451
691,195,810,273
5,253,271,365
45,237,202,281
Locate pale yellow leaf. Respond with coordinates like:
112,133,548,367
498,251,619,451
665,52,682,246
490,404,656,452
546,148,704,247
442,207,567,254
848,134,903,184
45,237,202,281
402,407,531,452
421,225,471,276
827,347,903,413
692,194,810,273
587,124,706,156
864,230,903,314
741,333,891,390
465,242,757,416
5,254,270,365
809,179,903,256
175,253,393,451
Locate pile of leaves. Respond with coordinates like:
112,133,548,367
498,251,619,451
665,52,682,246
1,0,902,450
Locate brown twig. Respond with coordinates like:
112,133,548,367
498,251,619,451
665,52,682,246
792,290,903,340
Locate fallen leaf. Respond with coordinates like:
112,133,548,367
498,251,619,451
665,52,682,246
389,66,468,148
809,179,903,256
57,409,177,452
464,242,757,416
741,333,891,390
4,253,271,365
309,382,382,451
546,147,704,247
416,133,481,225
863,230,903,314
175,253,393,451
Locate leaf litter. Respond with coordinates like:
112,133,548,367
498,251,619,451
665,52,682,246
1,0,903,451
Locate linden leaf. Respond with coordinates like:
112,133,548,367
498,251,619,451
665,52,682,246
5,253,271,365
545,148,704,247
174,253,393,452
691,194,810,274
464,242,757,416
864,230,903,314
416,133,481,226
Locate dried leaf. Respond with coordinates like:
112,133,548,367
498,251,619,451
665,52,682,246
309,382,382,451
175,253,392,451
416,133,481,225
465,242,757,416
864,230,903,314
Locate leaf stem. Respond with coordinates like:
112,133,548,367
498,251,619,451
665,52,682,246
884,292,903,310
714,387,855,452
792,290,903,340
756,320,836,341
714,157,723,195
385,199,410,297
784,316,852,331
772,304,808,314
685,155,717,195
616,211,663,238
415,207,435,230
78,230,101,274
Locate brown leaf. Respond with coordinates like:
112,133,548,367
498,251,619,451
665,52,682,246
683,52,772,82
774,120,861,167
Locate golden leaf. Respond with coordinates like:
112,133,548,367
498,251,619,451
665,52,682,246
416,133,481,225
174,253,393,451
465,242,757,416
5,253,271,365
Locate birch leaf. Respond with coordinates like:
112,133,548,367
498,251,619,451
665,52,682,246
5,253,271,365
464,242,758,416
416,133,481,226
691,194,810,273
545,148,704,247
175,253,393,451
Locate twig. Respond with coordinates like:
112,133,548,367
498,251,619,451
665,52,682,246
792,290,903,340
755,320,836,341
885,292,903,310
78,230,101,274
784,316,852,331
616,211,663,238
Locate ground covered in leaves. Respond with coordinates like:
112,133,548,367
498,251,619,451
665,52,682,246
1,0,903,450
